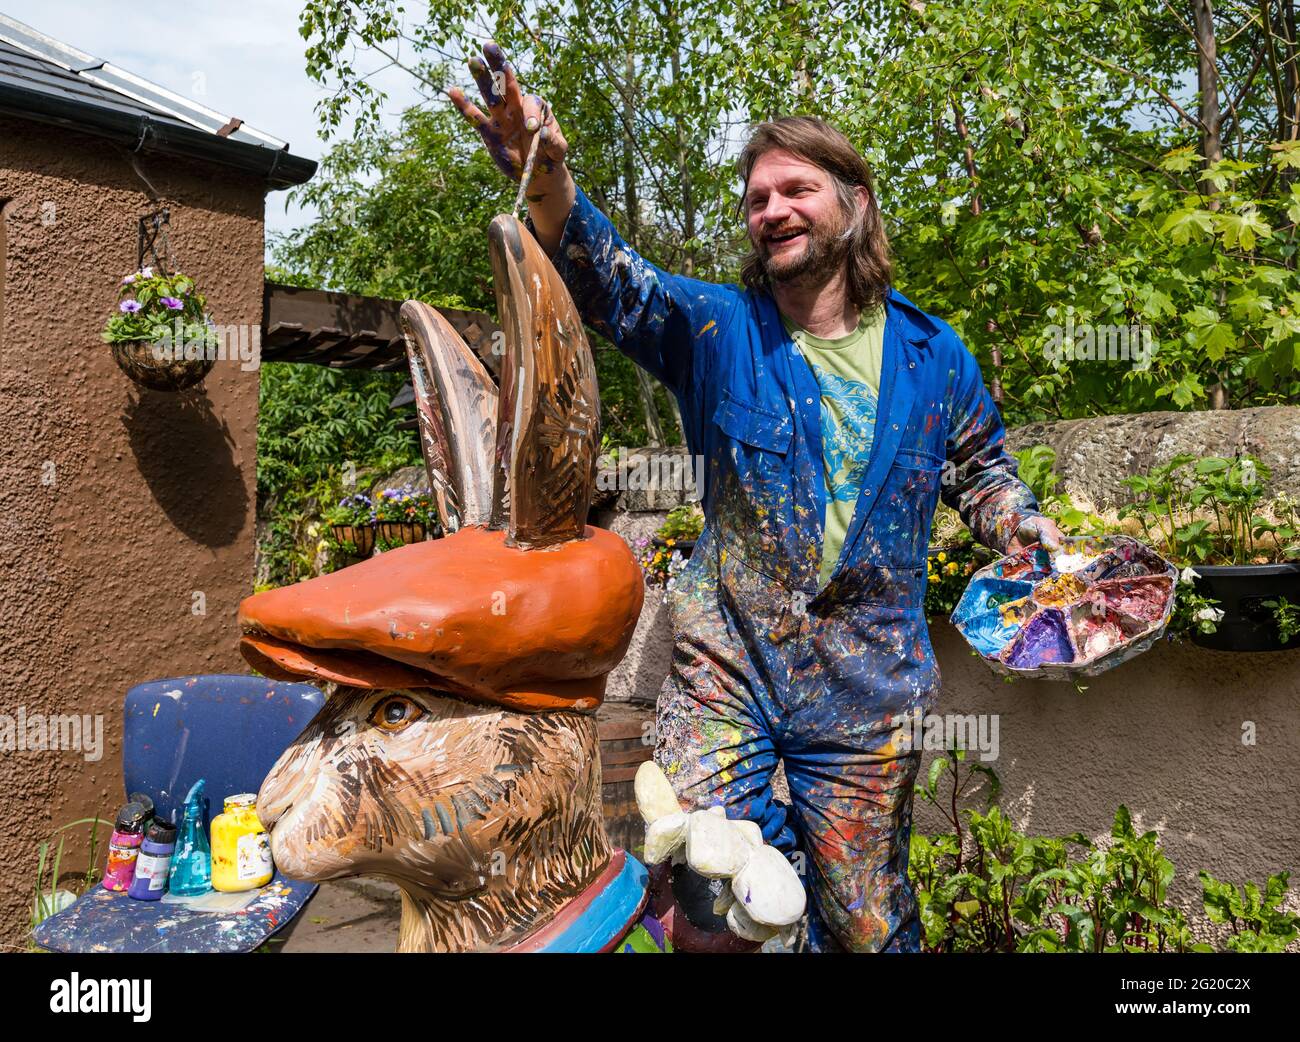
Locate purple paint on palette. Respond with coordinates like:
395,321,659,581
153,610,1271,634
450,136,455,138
1004,609,1074,667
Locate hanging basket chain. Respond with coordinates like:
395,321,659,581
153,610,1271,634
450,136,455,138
137,208,175,275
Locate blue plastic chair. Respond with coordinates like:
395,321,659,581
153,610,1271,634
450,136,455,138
32,674,324,953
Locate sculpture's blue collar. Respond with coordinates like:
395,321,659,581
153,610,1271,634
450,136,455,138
509,849,649,953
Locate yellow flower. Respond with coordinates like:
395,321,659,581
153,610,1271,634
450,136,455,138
945,562,958,575
937,551,947,562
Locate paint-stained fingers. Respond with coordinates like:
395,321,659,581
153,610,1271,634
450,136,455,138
447,88,490,131
521,92,544,133
539,115,569,162
500,59,528,121
467,54,503,110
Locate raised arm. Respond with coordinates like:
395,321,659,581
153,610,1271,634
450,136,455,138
449,40,736,397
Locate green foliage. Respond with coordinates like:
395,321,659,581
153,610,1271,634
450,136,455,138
30,818,110,935
911,752,1294,953
1119,453,1298,564
1261,595,1300,644
1011,445,1108,534
101,268,215,350
1200,868,1300,952
656,504,705,542
257,361,419,586
292,0,1300,425
924,537,991,617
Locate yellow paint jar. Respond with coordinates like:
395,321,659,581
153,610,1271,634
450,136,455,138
210,793,274,892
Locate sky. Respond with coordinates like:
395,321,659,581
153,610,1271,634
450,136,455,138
3,0,423,245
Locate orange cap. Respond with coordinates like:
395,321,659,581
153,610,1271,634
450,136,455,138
238,525,644,713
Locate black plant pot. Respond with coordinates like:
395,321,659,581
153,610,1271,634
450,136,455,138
1190,563,1300,652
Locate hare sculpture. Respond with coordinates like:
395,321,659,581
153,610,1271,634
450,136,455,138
238,215,804,953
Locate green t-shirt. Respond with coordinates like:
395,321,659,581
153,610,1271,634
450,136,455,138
781,306,887,586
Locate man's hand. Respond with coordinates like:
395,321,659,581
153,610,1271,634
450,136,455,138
447,40,575,252
1007,514,1063,555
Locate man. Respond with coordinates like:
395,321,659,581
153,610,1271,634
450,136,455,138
451,41,1061,952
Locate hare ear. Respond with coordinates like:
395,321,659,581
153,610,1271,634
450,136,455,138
487,214,600,549
399,301,498,532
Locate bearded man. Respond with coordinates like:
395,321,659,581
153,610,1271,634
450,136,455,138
451,41,1061,952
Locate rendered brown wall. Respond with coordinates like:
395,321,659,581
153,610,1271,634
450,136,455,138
0,114,265,947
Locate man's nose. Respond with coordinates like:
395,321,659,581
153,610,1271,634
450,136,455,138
761,196,793,225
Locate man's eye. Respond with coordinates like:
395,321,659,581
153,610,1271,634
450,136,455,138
369,695,425,733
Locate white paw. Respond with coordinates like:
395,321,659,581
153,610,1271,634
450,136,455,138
634,762,806,939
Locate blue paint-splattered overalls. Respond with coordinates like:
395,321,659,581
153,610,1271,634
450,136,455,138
540,188,1042,952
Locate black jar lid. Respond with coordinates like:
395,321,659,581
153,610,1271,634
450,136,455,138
114,801,147,832
127,791,155,821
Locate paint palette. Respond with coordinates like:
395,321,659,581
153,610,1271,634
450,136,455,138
950,535,1176,679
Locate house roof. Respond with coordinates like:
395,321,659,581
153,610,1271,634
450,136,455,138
0,13,315,189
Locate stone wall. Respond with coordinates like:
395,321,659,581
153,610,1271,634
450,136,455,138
1006,405,1300,507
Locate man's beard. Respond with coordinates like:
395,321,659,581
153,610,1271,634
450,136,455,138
755,209,855,287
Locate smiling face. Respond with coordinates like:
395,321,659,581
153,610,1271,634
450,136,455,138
744,148,865,286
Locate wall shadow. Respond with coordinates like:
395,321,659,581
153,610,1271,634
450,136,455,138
120,386,248,546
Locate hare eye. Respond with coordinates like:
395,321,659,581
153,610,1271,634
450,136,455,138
370,696,424,733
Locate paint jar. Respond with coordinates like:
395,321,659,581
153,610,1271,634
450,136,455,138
210,793,273,892
128,820,177,901
127,791,155,822
102,802,148,892
168,778,212,897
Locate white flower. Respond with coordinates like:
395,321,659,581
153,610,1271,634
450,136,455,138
1195,606,1224,623
1179,566,1200,584
140,265,153,278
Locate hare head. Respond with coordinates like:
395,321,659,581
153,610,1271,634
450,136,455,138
239,216,644,952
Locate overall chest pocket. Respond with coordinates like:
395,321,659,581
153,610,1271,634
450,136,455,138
874,446,944,568
710,390,795,574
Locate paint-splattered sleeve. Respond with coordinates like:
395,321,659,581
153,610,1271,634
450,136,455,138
939,334,1043,554
528,186,738,396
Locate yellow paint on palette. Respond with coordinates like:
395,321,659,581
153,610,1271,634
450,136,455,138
997,596,1031,627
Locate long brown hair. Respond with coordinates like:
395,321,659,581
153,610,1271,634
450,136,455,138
737,117,892,310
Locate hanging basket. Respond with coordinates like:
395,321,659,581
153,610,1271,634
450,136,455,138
110,339,215,392
377,522,426,546
330,524,376,558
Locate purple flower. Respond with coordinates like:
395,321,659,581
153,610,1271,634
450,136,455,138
119,299,142,313
161,296,184,310
121,273,136,285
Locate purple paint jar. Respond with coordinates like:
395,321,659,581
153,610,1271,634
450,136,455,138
102,802,147,892
128,820,177,900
